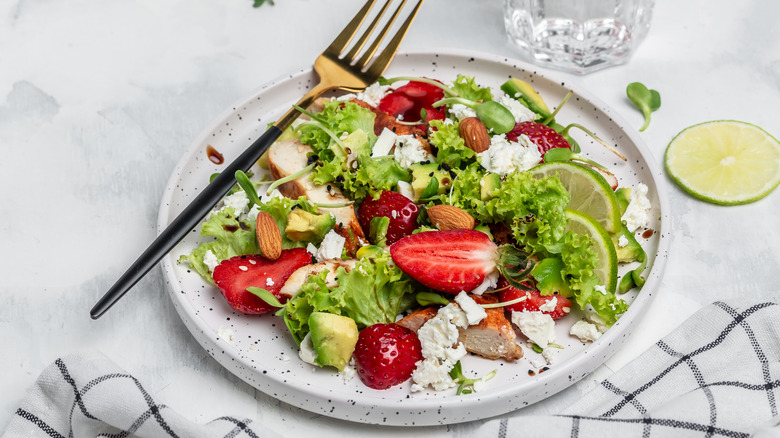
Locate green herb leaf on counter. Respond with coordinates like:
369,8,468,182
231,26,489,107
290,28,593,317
252,0,274,7
626,82,661,132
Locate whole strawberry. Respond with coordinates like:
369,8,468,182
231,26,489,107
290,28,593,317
353,323,423,390
212,248,312,314
358,190,419,245
497,278,572,319
506,121,571,157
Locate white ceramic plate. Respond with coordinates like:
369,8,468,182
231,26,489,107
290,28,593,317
158,50,670,426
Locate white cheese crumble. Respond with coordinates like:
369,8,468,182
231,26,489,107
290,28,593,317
570,320,602,343
498,93,537,123
393,135,432,169
339,365,356,384
454,292,488,326
621,183,651,232
298,332,318,365
528,356,546,369
396,180,416,201
265,277,275,287
203,249,220,272
411,303,470,392
538,296,558,313
217,327,235,344
511,311,556,349
594,284,608,296
372,127,397,157
314,230,346,262
542,347,558,365
478,134,542,176
618,235,629,247
355,83,391,107
470,269,499,295
220,190,250,216
449,103,477,120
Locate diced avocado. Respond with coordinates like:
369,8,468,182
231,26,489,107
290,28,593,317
356,244,384,259
409,162,452,200
369,216,390,246
480,173,501,200
500,78,552,119
308,312,359,371
612,223,643,263
285,209,336,243
615,187,632,216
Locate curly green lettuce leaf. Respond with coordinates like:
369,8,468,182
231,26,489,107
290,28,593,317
427,119,477,169
450,75,493,102
298,100,377,153
178,207,259,283
278,251,413,345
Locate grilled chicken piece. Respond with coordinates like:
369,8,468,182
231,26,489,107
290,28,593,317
398,295,523,362
267,138,365,256
278,259,357,299
459,295,523,361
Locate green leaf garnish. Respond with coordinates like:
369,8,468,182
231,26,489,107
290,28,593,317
247,287,283,308
235,170,262,208
449,360,497,395
626,82,661,132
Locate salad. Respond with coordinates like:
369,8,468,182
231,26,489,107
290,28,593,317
180,74,652,394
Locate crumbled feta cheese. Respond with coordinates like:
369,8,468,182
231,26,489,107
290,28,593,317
217,327,235,344
266,277,275,287
261,188,283,203
339,365,356,384
298,332,318,365
618,235,629,247
621,183,651,232
306,242,317,257
449,103,477,120
478,134,542,176
442,117,455,125
511,311,556,349
393,135,433,169
220,190,250,215
570,320,602,343
594,284,608,295
498,93,537,124
542,347,558,365
354,83,391,107
314,230,346,262
528,356,546,369
372,127,397,157
470,269,499,295
454,292,487,326
538,296,558,313
396,180,416,201
203,250,220,272
411,304,470,392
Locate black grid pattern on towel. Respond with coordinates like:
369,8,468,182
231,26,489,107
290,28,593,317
14,358,259,438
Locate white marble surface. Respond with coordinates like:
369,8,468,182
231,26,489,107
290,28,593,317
1,0,779,435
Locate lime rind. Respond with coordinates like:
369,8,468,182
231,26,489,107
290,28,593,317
665,120,780,205
563,209,618,293
531,161,621,233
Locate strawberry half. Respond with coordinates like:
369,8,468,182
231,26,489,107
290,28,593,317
378,79,445,123
358,190,419,245
353,323,422,390
497,278,572,319
506,121,571,157
390,229,500,294
212,248,312,314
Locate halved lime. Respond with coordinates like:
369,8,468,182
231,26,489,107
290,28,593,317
665,120,780,205
564,209,618,293
531,161,621,233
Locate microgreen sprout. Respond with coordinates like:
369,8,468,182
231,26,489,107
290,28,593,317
378,76,458,97
234,170,262,209
480,294,528,309
415,292,451,307
247,287,283,308
449,360,497,395
542,90,574,125
626,82,661,132
265,163,315,195
543,148,609,170
433,97,515,134
561,123,627,161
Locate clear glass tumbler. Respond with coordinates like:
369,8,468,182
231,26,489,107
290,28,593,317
504,0,655,74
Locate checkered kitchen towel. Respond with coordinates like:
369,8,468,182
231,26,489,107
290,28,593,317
4,300,780,437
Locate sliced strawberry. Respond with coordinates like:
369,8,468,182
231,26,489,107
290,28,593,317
377,93,415,119
212,248,312,314
497,278,572,319
358,190,419,245
390,229,498,294
506,121,571,157
393,80,445,108
353,323,422,390
378,80,445,123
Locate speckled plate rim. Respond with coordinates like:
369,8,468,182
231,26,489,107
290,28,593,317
158,49,671,426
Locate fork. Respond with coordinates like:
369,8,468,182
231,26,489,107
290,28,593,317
90,0,424,319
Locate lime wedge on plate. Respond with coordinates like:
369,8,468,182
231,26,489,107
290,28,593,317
564,209,618,293
531,161,621,233
665,120,780,205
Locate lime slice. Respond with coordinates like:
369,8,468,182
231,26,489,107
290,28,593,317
665,120,780,205
564,209,618,293
531,162,621,233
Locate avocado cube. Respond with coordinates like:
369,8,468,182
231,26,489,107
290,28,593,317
500,78,551,119
480,173,501,200
308,312,359,371
612,223,644,263
285,209,336,243
409,162,451,200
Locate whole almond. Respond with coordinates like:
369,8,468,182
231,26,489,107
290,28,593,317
427,205,476,231
458,117,490,153
256,211,282,261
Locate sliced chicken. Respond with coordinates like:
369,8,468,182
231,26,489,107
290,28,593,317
278,259,357,299
267,138,366,256
397,295,523,362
